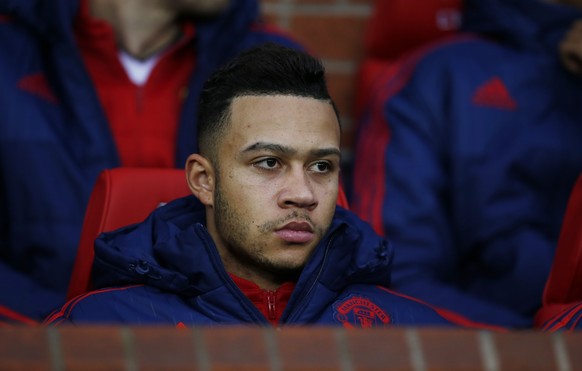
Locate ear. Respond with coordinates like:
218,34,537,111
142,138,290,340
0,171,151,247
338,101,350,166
185,153,215,206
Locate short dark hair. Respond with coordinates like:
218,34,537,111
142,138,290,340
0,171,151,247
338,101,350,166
197,43,340,161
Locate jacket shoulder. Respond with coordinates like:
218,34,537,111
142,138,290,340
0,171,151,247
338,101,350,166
44,285,188,325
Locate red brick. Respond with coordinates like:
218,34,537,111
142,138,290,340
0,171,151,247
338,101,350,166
419,328,482,371
202,326,271,371
132,327,198,371
0,327,51,371
346,327,411,370
494,330,558,371
2,326,581,370
59,326,127,370
563,331,582,370
277,326,343,370
290,14,367,60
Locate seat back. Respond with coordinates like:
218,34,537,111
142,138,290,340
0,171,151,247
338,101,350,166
67,167,350,300
66,168,192,300
535,174,582,327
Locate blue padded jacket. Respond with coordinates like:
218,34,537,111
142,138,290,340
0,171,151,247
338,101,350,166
45,196,478,328
352,0,582,328
0,0,301,322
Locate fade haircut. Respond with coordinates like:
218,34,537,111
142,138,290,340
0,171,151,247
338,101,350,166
197,42,340,162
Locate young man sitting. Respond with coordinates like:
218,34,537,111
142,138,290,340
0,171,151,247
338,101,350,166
46,44,489,328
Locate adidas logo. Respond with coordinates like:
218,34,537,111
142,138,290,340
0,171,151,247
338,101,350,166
472,77,517,111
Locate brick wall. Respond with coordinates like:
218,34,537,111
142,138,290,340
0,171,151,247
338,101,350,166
261,0,374,164
1,326,581,370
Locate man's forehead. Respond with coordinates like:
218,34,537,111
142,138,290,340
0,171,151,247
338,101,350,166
229,95,339,130
224,95,340,155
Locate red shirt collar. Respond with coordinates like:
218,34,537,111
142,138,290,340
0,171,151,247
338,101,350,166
230,273,296,325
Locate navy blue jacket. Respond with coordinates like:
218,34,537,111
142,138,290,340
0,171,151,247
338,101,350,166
352,0,582,328
45,196,473,327
0,0,301,322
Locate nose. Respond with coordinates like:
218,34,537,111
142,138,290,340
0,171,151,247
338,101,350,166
278,168,318,210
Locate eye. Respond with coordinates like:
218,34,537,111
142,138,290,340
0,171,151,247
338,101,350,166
254,157,280,170
309,161,332,174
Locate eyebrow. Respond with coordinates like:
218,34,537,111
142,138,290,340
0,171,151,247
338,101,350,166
242,142,341,159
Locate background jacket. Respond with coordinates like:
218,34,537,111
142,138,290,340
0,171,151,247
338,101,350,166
352,0,582,328
45,196,477,328
0,0,301,321
541,302,582,331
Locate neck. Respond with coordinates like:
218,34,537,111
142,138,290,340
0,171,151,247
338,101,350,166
217,249,300,291
89,0,181,60
223,258,295,291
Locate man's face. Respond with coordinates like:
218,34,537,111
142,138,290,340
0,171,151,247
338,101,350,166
208,95,341,288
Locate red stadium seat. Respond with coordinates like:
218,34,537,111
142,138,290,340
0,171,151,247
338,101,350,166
535,174,582,328
66,168,191,300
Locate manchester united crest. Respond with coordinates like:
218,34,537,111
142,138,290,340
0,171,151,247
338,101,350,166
333,295,391,328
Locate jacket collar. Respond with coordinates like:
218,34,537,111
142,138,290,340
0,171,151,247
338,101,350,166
91,196,394,298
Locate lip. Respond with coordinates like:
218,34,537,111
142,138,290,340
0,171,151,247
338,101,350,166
275,221,314,244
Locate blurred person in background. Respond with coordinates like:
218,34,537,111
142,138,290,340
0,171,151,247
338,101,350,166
352,0,582,328
0,0,302,323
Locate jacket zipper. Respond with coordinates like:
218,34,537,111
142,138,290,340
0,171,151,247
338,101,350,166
283,228,343,324
195,224,268,324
